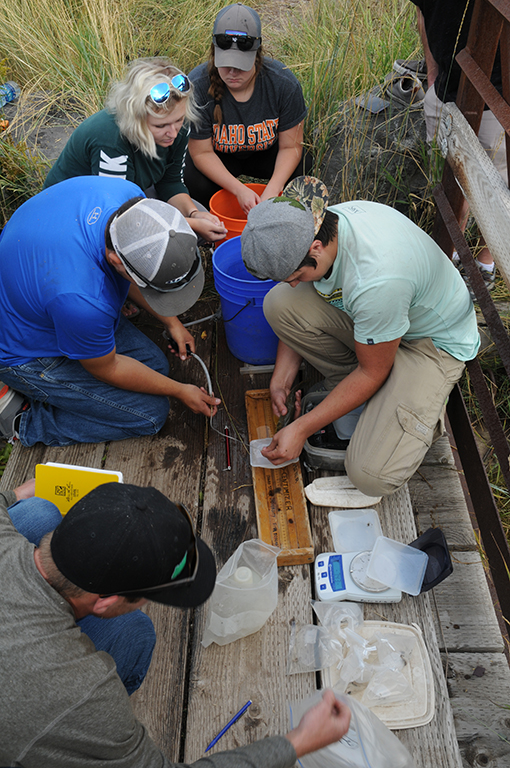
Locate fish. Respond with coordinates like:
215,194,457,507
275,381,308,432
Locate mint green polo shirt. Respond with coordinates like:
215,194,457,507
314,201,480,361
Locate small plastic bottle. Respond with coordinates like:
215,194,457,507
233,567,254,587
0,82,20,108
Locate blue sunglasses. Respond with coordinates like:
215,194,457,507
149,74,191,105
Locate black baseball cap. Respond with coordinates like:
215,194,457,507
50,483,216,608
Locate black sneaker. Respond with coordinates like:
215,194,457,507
308,422,350,451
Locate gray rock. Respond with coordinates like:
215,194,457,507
319,97,430,216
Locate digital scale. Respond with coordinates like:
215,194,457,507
315,551,402,603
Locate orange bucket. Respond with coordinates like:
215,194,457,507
210,183,266,240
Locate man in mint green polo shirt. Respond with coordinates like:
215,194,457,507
241,177,480,497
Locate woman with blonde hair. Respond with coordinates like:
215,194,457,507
185,3,312,214
44,57,227,247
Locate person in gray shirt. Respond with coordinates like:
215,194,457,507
1,479,351,768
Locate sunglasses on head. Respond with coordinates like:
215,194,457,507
213,32,261,52
149,74,191,105
104,503,199,598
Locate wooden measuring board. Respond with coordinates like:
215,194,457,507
245,389,314,566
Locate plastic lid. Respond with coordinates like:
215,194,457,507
366,537,429,596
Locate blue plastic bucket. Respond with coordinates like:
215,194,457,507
212,236,279,364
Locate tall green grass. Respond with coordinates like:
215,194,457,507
271,0,420,164
0,0,420,225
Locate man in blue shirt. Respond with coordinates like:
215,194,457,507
0,176,220,446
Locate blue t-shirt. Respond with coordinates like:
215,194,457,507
0,176,144,365
314,201,480,362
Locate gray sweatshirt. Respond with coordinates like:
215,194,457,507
0,491,297,768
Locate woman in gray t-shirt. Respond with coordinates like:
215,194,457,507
185,3,311,212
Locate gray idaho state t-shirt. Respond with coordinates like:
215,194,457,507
189,58,307,155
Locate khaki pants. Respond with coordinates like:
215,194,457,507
264,282,466,496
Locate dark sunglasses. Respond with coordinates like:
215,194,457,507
149,74,191,105
213,32,261,52
105,503,199,598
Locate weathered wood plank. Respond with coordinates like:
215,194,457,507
118,317,214,759
437,102,510,290
311,482,463,768
408,465,477,550
443,652,510,768
429,551,505,653
371,487,462,767
185,564,316,761
184,325,315,762
0,441,105,490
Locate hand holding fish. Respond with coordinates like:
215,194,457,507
272,383,303,431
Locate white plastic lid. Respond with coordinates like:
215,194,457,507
366,536,429,596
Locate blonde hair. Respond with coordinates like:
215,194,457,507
106,57,201,159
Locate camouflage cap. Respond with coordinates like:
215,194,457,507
241,176,329,282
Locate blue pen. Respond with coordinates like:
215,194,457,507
205,700,252,753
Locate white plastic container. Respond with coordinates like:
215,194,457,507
322,620,435,729
249,438,298,469
328,508,383,553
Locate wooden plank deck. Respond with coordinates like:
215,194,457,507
2,310,510,766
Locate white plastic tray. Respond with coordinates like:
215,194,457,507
328,508,382,554
322,620,435,729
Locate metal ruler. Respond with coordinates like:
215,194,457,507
245,389,313,566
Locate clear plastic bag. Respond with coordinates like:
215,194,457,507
374,632,416,671
287,623,344,674
201,539,280,647
361,668,414,707
312,601,364,635
289,690,416,768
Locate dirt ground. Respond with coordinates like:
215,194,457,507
3,93,77,163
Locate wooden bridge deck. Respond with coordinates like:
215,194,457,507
2,306,510,767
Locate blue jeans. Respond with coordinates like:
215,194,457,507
8,497,156,695
0,317,170,446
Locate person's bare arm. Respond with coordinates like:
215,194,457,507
262,337,401,464
80,349,220,418
127,284,195,360
416,7,438,87
286,690,351,757
269,340,304,418
168,192,227,242
260,122,304,201
188,138,261,213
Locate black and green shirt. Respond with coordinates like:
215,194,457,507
43,109,189,201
